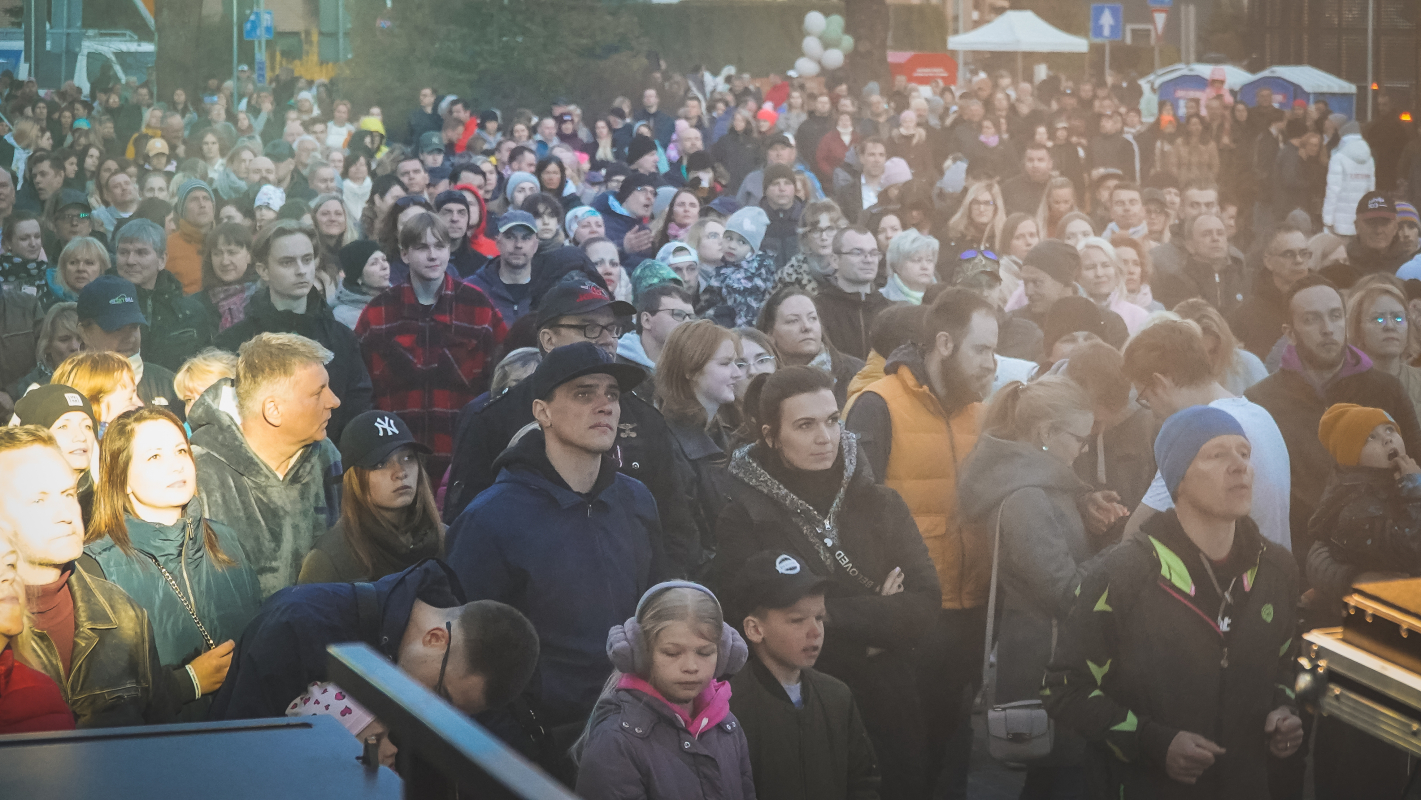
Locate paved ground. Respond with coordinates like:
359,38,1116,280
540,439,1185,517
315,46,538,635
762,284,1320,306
963,712,1026,799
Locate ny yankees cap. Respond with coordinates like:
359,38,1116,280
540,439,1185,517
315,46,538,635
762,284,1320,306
338,410,431,472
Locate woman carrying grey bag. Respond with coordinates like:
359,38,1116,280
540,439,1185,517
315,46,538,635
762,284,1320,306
958,375,1115,800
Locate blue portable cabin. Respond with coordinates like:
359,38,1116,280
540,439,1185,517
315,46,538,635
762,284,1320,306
1138,63,1254,120
1238,66,1357,120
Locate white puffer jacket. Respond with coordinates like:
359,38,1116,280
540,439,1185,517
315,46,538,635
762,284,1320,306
1322,133,1376,236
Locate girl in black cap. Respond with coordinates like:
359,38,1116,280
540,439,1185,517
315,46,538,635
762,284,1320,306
298,409,443,584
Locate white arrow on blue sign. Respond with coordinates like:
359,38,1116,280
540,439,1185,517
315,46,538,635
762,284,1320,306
1090,3,1123,41
243,10,274,41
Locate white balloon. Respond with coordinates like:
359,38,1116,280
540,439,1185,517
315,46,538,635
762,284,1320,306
794,56,821,77
802,36,824,60
820,48,844,71
803,11,826,35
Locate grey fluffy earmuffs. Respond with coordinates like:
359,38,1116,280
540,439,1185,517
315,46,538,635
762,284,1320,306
606,581,749,679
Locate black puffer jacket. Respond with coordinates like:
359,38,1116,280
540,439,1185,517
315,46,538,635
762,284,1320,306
133,269,215,373
1307,467,1421,621
215,287,372,440
1043,511,1298,800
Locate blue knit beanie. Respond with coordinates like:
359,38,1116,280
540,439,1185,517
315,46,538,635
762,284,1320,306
1154,406,1249,501
505,171,538,203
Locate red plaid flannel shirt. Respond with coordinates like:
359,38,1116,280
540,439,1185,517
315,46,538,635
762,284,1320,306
355,276,507,478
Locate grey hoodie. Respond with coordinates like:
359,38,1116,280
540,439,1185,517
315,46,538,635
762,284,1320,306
189,378,343,598
958,434,1100,710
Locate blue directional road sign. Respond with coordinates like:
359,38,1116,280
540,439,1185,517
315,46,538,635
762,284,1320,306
1090,4,1123,41
255,56,266,86
1148,0,1172,7
243,10,274,41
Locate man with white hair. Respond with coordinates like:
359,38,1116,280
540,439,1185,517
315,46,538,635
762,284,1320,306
190,331,344,598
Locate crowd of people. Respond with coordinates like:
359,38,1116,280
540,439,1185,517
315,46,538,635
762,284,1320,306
0,54,1420,799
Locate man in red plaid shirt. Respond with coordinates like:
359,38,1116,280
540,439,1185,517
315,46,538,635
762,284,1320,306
355,212,507,479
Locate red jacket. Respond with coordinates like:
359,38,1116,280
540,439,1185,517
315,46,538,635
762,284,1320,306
455,118,480,154
816,130,859,179
355,276,507,478
0,646,74,734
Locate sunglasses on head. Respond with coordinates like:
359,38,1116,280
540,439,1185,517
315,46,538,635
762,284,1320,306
394,195,427,209
959,249,998,261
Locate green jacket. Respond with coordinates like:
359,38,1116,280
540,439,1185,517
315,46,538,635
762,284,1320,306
1042,511,1298,800
82,503,261,710
28,565,178,728
728,657,880,800
189,379,342,598
297,514,443,585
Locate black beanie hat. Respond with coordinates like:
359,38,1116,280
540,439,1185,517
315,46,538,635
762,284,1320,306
14,383,96,430
339,240,383,292
686,151,713,172
763,163,796,190
1042,296,1105,353
1022,239,1081,287
626,136,657,166
616,172,657,204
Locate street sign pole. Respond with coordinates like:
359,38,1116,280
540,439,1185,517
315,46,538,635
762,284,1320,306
1105,41,1110,82
232,0,238,105
1089,4,1122,83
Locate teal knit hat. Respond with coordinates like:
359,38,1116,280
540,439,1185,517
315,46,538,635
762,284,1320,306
630,259,683,307
175,179,213,214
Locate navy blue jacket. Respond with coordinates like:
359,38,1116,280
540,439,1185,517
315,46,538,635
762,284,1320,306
592,192,653,264
208,559,464,720
446,430,663,726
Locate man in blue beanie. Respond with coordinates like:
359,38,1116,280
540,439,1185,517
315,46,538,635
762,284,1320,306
1044,405,1303,799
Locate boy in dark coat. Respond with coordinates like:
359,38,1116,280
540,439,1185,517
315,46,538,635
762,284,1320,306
1308,403,1421,615
727,550,880,800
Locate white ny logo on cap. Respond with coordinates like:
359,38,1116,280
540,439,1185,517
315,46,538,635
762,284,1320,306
775,554,801,575
374,416,399,436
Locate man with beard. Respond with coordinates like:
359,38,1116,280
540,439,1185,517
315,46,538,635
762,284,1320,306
1248,276,1421,800
845,287,998,796
1245,273,1421,571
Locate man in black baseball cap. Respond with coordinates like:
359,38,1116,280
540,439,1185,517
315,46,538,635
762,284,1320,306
1349,190,1408,274
445,340,663,731
75,274,184,415
725,550,879,800
443,272,698,582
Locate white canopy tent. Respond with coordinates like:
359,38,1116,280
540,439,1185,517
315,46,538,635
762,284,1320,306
947,10,1089,85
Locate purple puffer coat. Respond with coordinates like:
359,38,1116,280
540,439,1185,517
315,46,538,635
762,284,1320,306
575,678,757,800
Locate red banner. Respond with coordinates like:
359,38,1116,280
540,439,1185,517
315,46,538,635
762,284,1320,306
888,51,958,87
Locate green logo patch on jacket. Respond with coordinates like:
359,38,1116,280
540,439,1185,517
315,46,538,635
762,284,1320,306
1261,603,1274,623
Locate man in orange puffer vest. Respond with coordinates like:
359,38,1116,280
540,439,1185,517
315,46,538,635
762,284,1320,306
846,287,997,795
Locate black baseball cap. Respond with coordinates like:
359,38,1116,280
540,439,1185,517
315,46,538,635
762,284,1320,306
530,341,644,401
535,273,636,328
1357,191,1396,222
57,187,91,211
338,410,430,472
732,550,829,617
77,275,147,331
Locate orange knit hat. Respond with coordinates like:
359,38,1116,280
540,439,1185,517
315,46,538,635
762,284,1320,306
1318,403,1395,467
